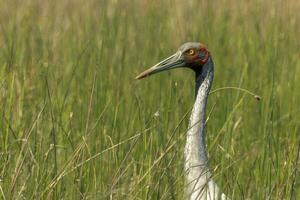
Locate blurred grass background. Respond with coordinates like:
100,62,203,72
0,0,299,199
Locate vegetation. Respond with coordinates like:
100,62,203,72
0,0,299,199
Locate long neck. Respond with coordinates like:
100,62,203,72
184,59,214,199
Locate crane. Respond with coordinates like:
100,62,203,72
136,42,229,200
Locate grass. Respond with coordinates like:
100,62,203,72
0,0,299,199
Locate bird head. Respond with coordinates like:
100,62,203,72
136,42,210,79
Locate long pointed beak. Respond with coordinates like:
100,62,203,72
136,51,184,79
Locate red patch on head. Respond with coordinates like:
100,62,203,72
197,43,210,65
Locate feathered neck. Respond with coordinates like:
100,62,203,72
184,58,216,199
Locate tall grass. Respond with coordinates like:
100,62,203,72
0,0,299,199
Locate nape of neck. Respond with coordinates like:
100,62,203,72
184,59,227,199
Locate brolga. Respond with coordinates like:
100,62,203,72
136,42,229,200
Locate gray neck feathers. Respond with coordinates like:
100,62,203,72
184,58,215,199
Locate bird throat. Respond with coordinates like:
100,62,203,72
195,68,205,96
184,59,214,199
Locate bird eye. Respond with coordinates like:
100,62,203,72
188,49,195,55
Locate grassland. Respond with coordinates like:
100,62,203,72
0,0,299,199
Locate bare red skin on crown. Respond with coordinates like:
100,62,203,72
184,43,210,66
197,43,210,65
